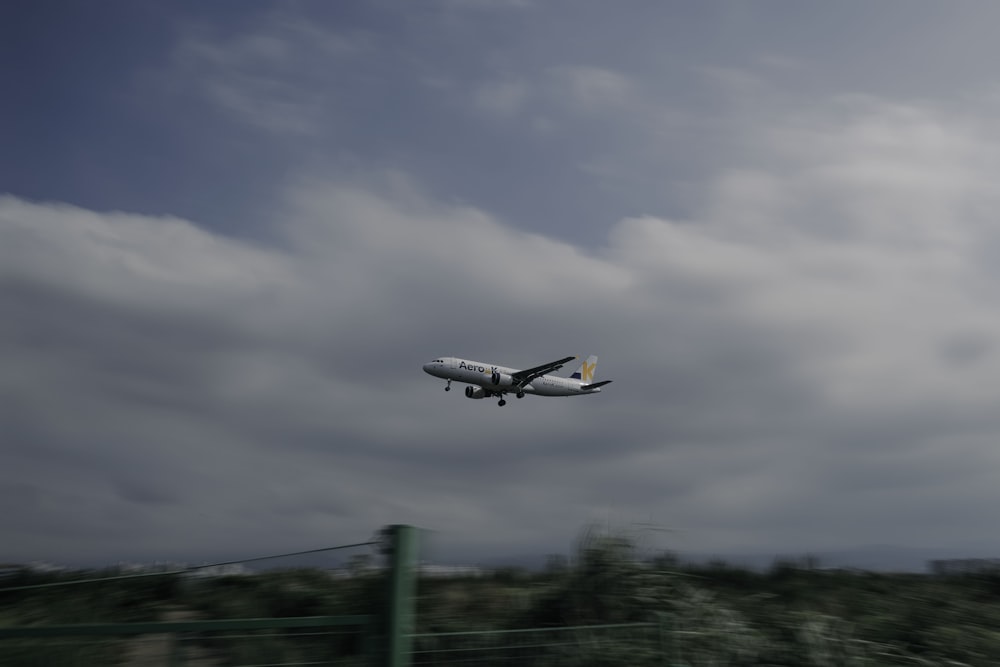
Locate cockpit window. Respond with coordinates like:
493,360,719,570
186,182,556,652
432,359,443,363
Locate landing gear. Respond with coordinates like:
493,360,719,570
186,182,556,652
444,380,451,392
516,391,525,399
498,398,507,407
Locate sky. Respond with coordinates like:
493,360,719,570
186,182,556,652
5,0,1000,568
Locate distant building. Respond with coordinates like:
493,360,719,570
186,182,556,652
183,563,252,578
419,564,483,578
327,563,483,579
25,561,69,574
0,564,24,579
929,558,1000,575
115,561,186,574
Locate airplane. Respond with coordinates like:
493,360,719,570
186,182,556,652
422,355,612,406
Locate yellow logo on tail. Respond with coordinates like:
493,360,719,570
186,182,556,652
581,361,595,382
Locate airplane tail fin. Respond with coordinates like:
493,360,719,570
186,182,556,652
570,355,599,383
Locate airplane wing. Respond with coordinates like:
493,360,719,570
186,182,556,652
511,356,577,387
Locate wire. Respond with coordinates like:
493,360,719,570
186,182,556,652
0,541,377,593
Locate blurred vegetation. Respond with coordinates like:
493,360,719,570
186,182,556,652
0,568,176,665
4,532,1000,665
0,567,176,625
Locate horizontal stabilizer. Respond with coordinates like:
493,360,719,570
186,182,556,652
581,380,613,390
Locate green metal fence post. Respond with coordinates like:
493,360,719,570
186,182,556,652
385,524,418,667
168,633,183,667
657,611,673,667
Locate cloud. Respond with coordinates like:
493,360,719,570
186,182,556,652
0,196,294,309
547,66,637,115
6,93,1000,563
436,0,536,10
474,80,530,117
166,16,370,136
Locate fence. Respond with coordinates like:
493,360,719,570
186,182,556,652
3,525,712,667
0,615,372,666
0,525,416,667
411,622,667,666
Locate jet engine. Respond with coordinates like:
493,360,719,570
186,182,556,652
489,371,516,387
465,386,488,399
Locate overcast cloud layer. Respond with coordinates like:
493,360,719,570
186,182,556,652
5,1,1000,566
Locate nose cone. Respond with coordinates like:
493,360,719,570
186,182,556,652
423,358,447,378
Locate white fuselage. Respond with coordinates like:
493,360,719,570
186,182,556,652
422,357,601,396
